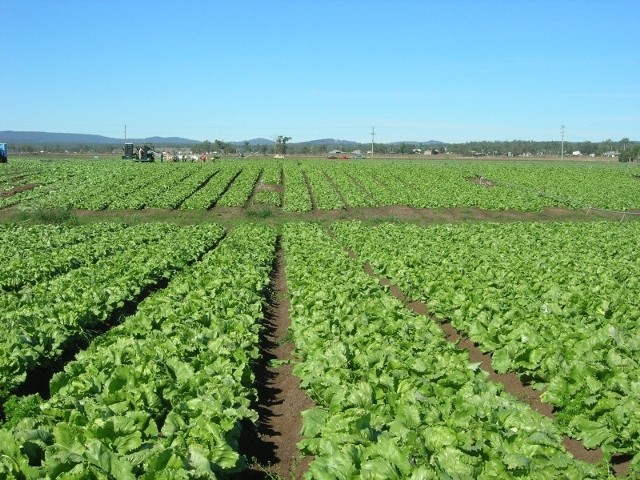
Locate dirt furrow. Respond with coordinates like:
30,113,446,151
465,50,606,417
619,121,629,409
301,170,317,212
236,238,314,479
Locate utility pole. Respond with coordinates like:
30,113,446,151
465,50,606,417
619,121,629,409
124,125,127,142
560,124,565,159
371,127,375,158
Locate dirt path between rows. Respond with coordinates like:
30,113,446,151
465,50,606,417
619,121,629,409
235,239,314,479
1,202,634,225
0,183,39,198
339,247,630,477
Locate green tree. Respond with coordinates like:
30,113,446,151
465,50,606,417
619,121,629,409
313,144,327,155
214,139,225,153
619,145,640,162
620,138,630,151
276,136,292,154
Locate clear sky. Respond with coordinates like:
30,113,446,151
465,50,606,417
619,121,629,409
3,0,639,144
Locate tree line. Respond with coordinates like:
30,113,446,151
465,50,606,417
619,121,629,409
444,138,635,158
6,138,638,161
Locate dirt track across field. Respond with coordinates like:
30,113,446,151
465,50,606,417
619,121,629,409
1,204,634,226
234,240,314,480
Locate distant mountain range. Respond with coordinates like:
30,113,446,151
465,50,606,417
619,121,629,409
0,131,199,146
0,131,445,147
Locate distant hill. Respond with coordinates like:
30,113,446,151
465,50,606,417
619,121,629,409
299,138,360,147
0,131,446,148
0,131,199,146
141,136,200,145
230,138,274,146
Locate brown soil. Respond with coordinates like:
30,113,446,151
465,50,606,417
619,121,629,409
353,260,630,475
0,183,39,198
345,172,378,204
312,205,625,223
301,172,317,211
254,182,284,193
323,173,349,210
468,175,496,187
235,240,314,479
0,202,632,226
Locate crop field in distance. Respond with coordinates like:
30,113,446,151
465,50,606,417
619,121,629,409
0,155,639,479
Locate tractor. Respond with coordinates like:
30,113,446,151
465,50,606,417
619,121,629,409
122,143,155,162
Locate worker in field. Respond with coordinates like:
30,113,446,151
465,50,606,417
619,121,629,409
0,143,7,163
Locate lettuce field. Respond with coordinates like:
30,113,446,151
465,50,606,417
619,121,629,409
1,157,640,213
1,157,639,479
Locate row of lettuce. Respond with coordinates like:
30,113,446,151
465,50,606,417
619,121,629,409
1,220,636,477
2,158,640,212
331,220,640,476
0,223,276,478
0,222,226,403
0,162,280,212
284,223,607,479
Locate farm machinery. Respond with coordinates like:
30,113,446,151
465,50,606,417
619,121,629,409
122,143,156,162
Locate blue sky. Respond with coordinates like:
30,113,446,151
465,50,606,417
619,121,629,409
3,0,639,143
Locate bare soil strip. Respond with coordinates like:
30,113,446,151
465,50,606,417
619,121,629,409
244,172,263,208
467,175,496,187
345,172,377,204
0,203,632,226
279,166,285,207
0,183,39,198
337,244,624,472
175,169,220,209
301,171,317,211
236,239,314,479
323,172,350,210
209,168,243,208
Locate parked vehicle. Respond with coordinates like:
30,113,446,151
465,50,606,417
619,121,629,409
122,143,155,162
